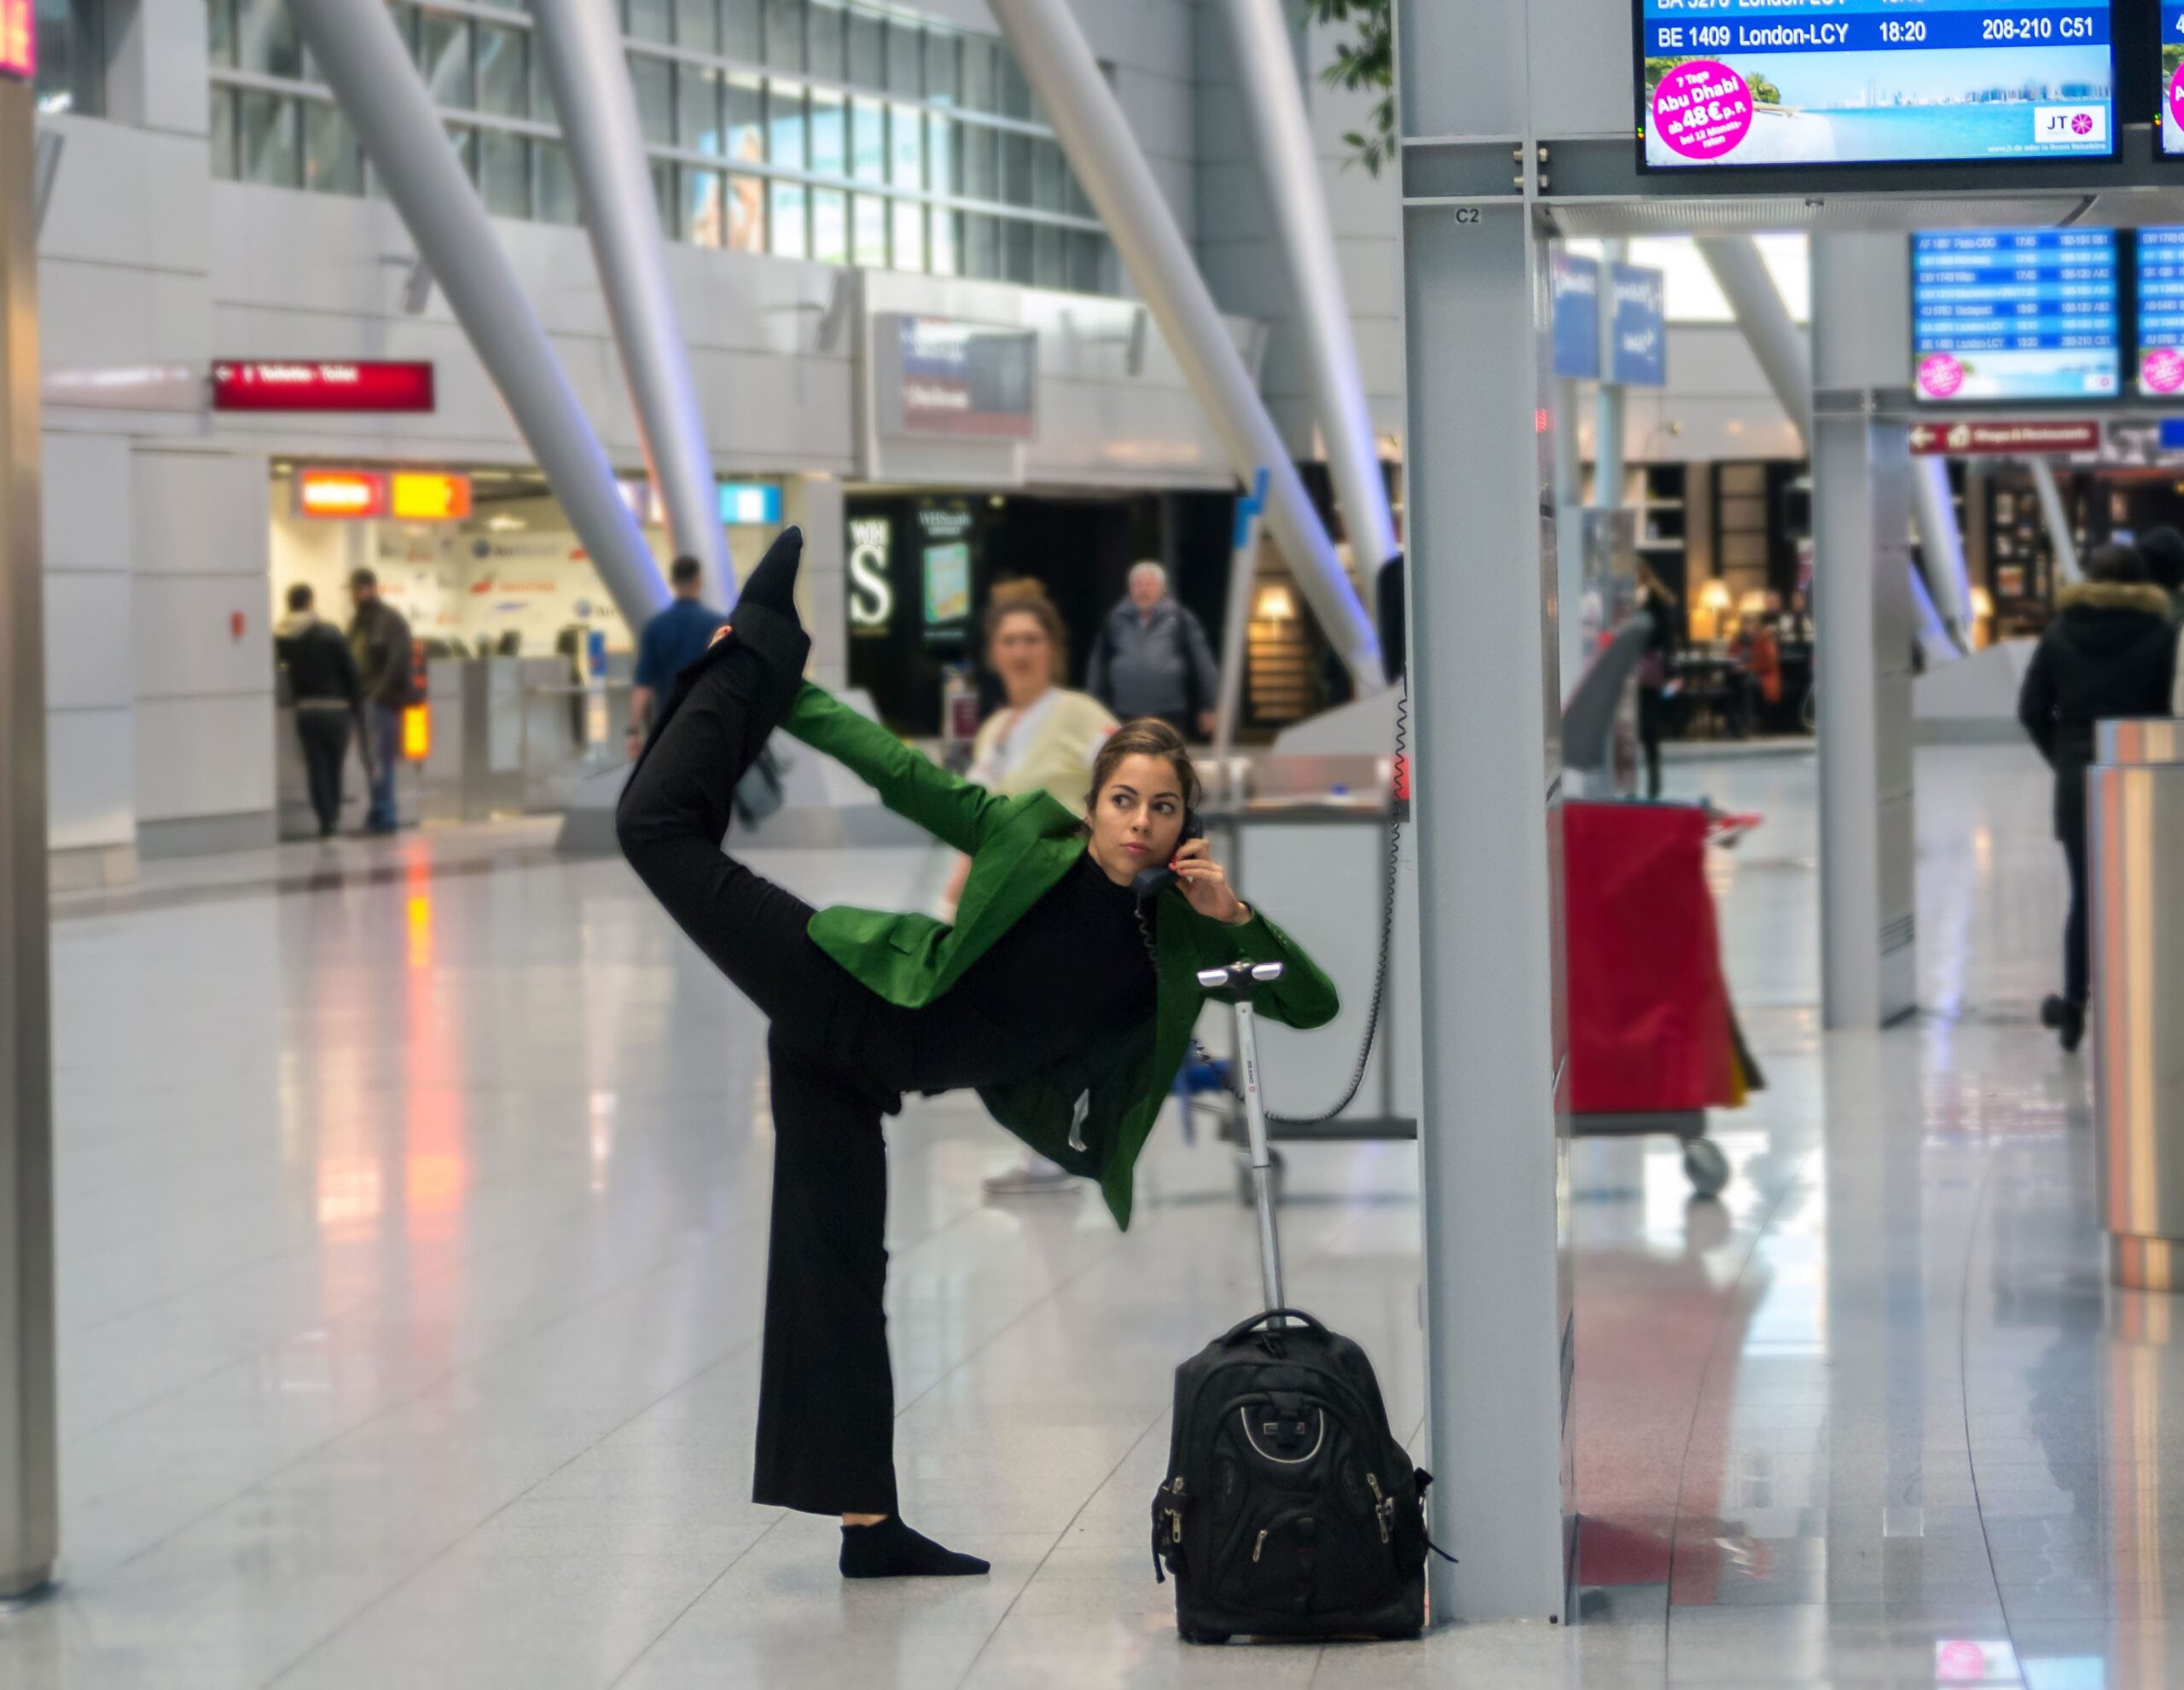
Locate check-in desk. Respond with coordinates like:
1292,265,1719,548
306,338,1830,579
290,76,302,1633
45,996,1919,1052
419,654,633,822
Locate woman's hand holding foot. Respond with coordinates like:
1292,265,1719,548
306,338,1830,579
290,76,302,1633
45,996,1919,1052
839,1515,990,1579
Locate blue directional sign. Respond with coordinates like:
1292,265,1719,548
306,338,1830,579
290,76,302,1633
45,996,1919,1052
1551,250,1601,381
1609,264,1666,388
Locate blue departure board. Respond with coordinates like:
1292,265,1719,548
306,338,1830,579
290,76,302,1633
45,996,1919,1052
2140,231,2184,398
1640,1,2117,171
1911,229,2120,404
2165,6,2184,155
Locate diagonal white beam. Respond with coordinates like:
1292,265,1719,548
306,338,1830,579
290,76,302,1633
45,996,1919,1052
532,0,731,605
986,0,1382,690
288,0,665,630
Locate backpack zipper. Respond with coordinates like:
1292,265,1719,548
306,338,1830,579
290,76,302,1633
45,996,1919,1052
1366,1472,1394,1543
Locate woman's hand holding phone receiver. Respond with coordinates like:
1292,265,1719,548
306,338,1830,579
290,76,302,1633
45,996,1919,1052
1168,835,1249,926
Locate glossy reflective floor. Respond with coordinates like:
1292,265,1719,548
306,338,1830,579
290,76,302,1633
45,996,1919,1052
0,745,2158,1687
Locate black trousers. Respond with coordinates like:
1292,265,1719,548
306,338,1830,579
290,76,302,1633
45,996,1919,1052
2060,799,2090,1009
1636,687,1664,800
295,708,351,834
616,614,1018,1517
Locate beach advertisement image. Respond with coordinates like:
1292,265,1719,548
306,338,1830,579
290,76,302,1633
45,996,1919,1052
1912,229,2118,404
1641,0,2115,170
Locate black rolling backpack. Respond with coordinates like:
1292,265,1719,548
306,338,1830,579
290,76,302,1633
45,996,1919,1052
1150,961,1442,1644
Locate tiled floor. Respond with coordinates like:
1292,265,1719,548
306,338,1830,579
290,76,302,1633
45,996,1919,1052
0,742,2164,1686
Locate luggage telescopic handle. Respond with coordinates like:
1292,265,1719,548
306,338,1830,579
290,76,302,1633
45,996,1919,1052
1195,960,1286,995
1221,1307,1327,1345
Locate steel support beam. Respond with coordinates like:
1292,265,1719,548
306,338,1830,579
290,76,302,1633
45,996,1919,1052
531,0,729,604
288,0,665,630
985,0,1382,689
1910,456,1974,652
0,75,55,1603
2028,457,2082,587
1399,195,1568,1624
1592,238,1627,513
1813,232,1918,1030
1218,0,1400,581
1696,235,1812,451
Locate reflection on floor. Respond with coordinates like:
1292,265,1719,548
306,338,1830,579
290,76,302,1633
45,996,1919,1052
0,742,2157,1686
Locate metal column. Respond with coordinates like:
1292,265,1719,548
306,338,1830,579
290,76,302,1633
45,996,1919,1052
985,0,1382,690
1592,239,1628,513
2029,457,2082,586
1553,375,1586,695
1812,232,1918,1029
531,0,730,604
1399,195,1570,1623
1910,456,1975,647
1696,235,1812,449
288,0,666,630
1217,0,1401,582
0,74,55,1601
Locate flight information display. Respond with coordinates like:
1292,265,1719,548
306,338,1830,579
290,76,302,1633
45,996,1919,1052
2139,230,2184,397
2165,6,2184,155
1912,229,2120,404
1640,0,2117,171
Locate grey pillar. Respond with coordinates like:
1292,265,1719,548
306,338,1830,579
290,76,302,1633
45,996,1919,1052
985,0,1382,690
1696,235,1812,450
1813,233,1918,1029
1218,0,1401,577
1592,239,1627,512
288,0,665,630
1401,199,1570,1623
531,0,730,606
2028,457,2082,587
1910,456,1974,649
0,76,55,1601
1554,375,1586,695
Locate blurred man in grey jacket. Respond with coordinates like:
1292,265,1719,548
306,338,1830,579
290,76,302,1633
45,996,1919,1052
1085,562,1220,738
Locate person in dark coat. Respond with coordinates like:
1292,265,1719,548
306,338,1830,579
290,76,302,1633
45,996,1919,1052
2017,544,2179,1052
2138,525,2184,619
347,568,415,835
275,584,369,838
1084,562,1221,740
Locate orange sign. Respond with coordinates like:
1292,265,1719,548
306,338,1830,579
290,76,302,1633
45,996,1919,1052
296,469,387,519
390,471,473,521
0,0,34,80
402,705,432,762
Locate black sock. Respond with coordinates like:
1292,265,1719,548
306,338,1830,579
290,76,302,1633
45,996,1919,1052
736,525,804,618
839,1517,990,1579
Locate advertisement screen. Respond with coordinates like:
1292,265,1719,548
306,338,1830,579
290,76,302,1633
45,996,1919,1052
1912,229,2119,404
1639,1,2116,171
2140,230,2184,397
2166,5,2184,155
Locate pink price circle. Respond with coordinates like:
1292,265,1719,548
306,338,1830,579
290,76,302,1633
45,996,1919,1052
1918,354,1966,401
2172,64,2184,132
1652,61,1755,163
2146,348,2184,396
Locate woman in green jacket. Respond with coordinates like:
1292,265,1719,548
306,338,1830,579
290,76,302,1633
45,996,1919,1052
616,527,1338,1582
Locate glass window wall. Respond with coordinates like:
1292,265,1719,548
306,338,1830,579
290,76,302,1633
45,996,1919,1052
205,0,1113,292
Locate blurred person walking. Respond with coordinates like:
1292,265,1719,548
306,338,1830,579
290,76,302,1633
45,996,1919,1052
947,590,1118,1196
276,584,369,839
2018,543,2179,1053
1635,564,1678,800
1086,561,1220,740
346,568,415,836
627,555,726,762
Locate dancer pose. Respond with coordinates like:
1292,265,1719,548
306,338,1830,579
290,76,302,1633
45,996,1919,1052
617,526,1337,1579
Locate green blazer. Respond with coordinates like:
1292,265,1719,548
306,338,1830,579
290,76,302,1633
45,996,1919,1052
781,682,1339,1229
